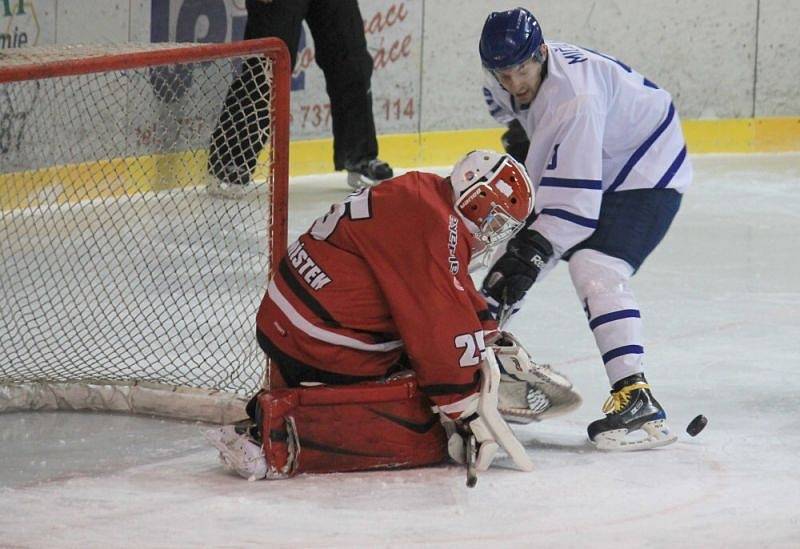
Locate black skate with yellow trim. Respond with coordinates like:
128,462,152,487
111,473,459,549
588,373,677,451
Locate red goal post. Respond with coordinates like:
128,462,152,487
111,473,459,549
0,38,290,423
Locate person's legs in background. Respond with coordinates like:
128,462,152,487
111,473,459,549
207,0,309,196
306,0,393,188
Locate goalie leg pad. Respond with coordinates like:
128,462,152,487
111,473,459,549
258,376,448,477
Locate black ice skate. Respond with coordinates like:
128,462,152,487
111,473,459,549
346,157,394,189
587,373,677,451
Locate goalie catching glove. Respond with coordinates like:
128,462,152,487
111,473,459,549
491,332,582,423
436,348,534,473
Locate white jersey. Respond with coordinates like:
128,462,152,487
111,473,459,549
483,41,692,257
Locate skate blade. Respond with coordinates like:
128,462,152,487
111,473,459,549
592,419,678,451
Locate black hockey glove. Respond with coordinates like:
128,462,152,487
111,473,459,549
501,119,530,164
482,229,554,307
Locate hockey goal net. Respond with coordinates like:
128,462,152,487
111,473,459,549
0,38,290,423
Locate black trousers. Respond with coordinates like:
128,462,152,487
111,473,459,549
209,0,378,182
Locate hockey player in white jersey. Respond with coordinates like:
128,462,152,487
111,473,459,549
479,7,691,450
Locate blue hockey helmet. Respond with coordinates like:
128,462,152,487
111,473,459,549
479,7,544,71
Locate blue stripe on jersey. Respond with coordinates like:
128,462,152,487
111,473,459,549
540,208,598,228
483,87,497,108
602,344,644,364
643,78,660,89
589,309,641,330
582,46,632,73
489,106,503,116
540,177,602,190
608,103,676,192
654,146,687,189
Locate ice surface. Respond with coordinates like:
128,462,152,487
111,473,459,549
1,153,799,548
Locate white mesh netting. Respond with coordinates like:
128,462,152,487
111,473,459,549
0,40,287,422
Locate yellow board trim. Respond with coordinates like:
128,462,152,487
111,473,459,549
292,116,800,176
1,117,797,208
682,117,800,153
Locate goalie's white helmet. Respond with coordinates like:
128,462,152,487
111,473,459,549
450,150,534,256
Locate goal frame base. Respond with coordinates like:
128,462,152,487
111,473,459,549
0,381,249,424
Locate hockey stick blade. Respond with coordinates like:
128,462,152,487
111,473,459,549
465,433,478,488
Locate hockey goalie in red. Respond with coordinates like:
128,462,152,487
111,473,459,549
207,150,580,480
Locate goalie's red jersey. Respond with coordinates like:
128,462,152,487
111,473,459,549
256,171,497,406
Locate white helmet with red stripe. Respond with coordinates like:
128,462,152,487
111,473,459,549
450,150,534,259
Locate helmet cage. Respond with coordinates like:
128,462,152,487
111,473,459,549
452,152,533,267
476,202,524,248
458,197,525,270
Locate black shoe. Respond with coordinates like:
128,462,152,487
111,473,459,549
346,158,394,189
587,373,677,451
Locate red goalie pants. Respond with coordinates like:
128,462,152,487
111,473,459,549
257,376,448,477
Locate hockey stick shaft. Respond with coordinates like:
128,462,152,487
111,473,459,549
465,433,477,488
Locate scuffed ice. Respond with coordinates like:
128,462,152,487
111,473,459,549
1,154,798,548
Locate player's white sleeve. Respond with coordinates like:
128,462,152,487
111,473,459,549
530,96,605,257
482,85,515,125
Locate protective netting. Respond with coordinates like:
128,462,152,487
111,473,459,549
0,40,288,419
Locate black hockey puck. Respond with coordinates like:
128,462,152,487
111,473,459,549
686,414,708,437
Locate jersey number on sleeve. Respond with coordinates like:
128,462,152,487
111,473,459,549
310,187,372,241
454,330,487,367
